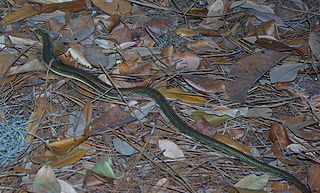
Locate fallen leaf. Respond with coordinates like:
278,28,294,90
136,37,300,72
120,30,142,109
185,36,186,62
91,0,132,15
308,164,320,192
246,9,285,26
176,27,196,37
60,15,95,43
234,174,269,190
40,0,85,13
214,134,251,155
50,148,88,168
309,29,320,60
160,87,206,104
151,178,170,193
181,74,226,94
191,111,231,126
187,39,219,52
89,106,135,135
91,155,124,180
48,136,88,157
227,50,289,101
112,138,135,156
269,123,293,147
147,17,178,35
171,50,200,71
206,0,229,24
194,116,217,136
32,165,61,193
1,4,41,26
158,139,184,159
269,63,305,83
58,179,77,193
270,143,297,166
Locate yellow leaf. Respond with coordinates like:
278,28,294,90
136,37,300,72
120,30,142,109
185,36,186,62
160,87,206,104
176,27,196,37
214,134,251,155
48,136,88,157
25,104,47,141
50,149,87,168
2,4,40,26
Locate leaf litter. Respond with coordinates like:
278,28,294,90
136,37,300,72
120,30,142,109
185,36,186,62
0,0,319,192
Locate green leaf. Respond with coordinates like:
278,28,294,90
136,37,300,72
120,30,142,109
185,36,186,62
91,155,124,180
234,174,269,190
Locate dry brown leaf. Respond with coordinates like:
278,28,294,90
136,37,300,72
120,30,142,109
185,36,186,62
181,74,226,94
270,181,301,193
25,105,47,141
111,23,132,43
270,143,297,166
119,52,151,75
100,14,121,33
258,20,276,37
40,0,85,13
0,53,17,78
227,50,289,101
161,44,174,65
194,116,217,136
60,15,95,43
269,123,293,147
309,29,320,60
187,39,219,52
1,4,41,26
147,17,178,35
171,50,200,71
206,0,229,24
308,164,320,192
1,1,86,26
91,0,132,15
160,87,206,104
213,134,251,155
83,170,112,188
284,115,319,141
89,106,135,135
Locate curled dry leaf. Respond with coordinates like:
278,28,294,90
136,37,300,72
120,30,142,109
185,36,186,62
227,50,289,102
